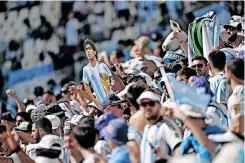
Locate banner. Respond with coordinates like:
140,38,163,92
8,64,54,87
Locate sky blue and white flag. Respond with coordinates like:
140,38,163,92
165,75,211,110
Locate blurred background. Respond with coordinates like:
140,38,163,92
0,1,244,114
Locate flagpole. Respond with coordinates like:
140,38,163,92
159,66,176,103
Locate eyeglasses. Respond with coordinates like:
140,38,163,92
191,64,203,69
140,101,156,107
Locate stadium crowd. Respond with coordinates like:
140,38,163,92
0,1,244,163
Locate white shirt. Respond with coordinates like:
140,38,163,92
94,140,112,158
227,85,244,127
34,156,61,163
83,153,100,163
140,118,182,163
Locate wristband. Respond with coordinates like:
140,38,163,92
179,40,184,44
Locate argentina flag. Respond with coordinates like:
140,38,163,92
165,75,211,110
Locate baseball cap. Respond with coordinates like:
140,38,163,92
61,81,76,93
117,83,135,98
45,115,61,129
137,91,161,104
101,94,123,109
224,15,244,36
26,105,36,113
102,118,128,145
136,72,153,86
88,102,101,111
64,114,84,126
14,122,32,132
31,135,62,151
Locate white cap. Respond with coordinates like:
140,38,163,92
117,83,134,98
31,135,62,151
137,72,153,86
88,102,100,111
137,91,161,104
14,122,31,132
45,115,61,129
64,114,84,126
26,105,37,113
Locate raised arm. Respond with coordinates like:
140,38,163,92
2,120,35,163
6,89,26,112
172,106,216,154
83,83,102,109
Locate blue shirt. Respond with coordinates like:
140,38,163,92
108,145,130,163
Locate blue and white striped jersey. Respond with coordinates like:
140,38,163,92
83,62,112,104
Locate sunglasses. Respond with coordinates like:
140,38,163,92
140,101,157,107
191,64,203,69
154,76,162,81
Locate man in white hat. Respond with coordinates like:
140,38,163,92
32,135,63,163
138,90,182,163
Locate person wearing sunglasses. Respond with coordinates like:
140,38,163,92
137,90,182,163
191,56,209,78
101,94,126,117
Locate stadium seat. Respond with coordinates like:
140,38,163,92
41,1,53,16
35,39,45,55
7,10,17,22
0,13,5,26
24,39,34,57
19,8,29,21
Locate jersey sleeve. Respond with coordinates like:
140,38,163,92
159,123,182,150
82,66,90,84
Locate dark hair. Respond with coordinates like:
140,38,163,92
127,81,147,110
176,67,197,80
208,51,226,70
44,90,54,96
16,112,32,123
35,117,52,134
83,39,97,52
35,148,61,158
192,56,208,65
116,50,125,59
47,79,56,86
34,86,44,97
72,126,96,149
226,59,244,80
0,125,6,133
1,111,15,122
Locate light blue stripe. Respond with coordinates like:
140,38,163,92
91,70,104,103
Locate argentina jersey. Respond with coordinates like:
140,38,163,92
227,85,244,127
83,62,112,103
209,72,232,104
140,118,182,163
